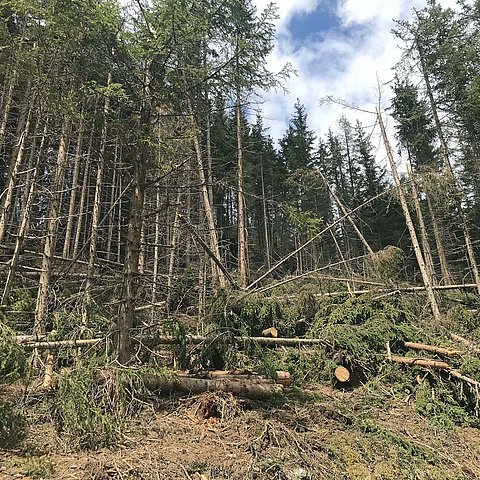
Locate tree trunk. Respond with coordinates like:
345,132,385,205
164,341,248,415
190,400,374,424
34,119,72,336
416,35,480,294
407,163,436,284
425,188,452,285
85,74,112,312
377,108,440,321
1,120,48,304
62,113,85,258
186,96,226,289
0,102,32,243
236,89,248,288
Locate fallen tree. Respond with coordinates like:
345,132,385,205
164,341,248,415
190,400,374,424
142,374,284,399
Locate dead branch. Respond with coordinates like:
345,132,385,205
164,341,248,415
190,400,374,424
387,355,450,369
404,341,462,357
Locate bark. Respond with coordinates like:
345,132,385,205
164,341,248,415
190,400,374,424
416,35,480,294
143,374,284,399
85,74,112,311
425,191,451,285
117,153,146,363
407,163,436,283
34,120,72,336
260,158,271,269
377,109,440,321
166,191,183,308
72,119,95,258
0,102,33,243
236,89,248,287
247,189,390,290
404,341,461,357
0,60,18,148
186,92,225,289
116,64,150,362
387,355,450,369
1,120,48,304
315,169,374,255
152,188,162,306
62,113,85,258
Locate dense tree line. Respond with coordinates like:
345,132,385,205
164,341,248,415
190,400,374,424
0,0,479,361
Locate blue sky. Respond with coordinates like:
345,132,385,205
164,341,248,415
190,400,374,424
252,0,458,153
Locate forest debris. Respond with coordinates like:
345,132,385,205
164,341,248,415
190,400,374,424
387,355,450,369
404,341,462,357
21,338,103,350
387,355,480,388
276,371,292,386
18,335,326,350
262,327,278,338
42,353,54,389
334,366,350,383
143,374,284,399
451,334,480,354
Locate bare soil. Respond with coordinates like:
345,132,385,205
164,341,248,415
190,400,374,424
1,384,480,480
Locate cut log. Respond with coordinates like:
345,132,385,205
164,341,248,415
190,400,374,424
19,335,326,350
262,327,278,338
276,371,292,386
450,334,480,354
448,369,480,387
387,355,450,369
334,366,350,383
404,341,462,357
21,338,103,350
143,374,283,399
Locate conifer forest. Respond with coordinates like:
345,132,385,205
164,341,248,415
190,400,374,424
1,1,480,478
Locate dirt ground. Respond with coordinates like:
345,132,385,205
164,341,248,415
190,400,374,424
1,383,480,480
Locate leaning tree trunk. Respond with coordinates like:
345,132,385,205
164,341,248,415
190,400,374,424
2,119,48,304
377,108,440,321
407,163,436,284
0,100,33,244
186,95,226,289
416,35,480,294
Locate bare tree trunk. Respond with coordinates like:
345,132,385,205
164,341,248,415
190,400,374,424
85,74,112,312
72,118,95,258
377,109,440,321
116,66,150,363
315,169,374,256
0,102,32,243
236,90,248,288
63,112,85,258
425,190,452,285
34,119,72,336
260,158,271,269
407,163,436,284
151,188,161,307
416,35,480,294
167,191,182,309
186,96,226,289
106,138,120,259
0,60,18,148
2,120,48,304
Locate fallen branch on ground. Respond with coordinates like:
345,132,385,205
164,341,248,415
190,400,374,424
404,341,462,357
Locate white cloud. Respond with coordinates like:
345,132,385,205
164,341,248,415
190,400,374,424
252,0,460,161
